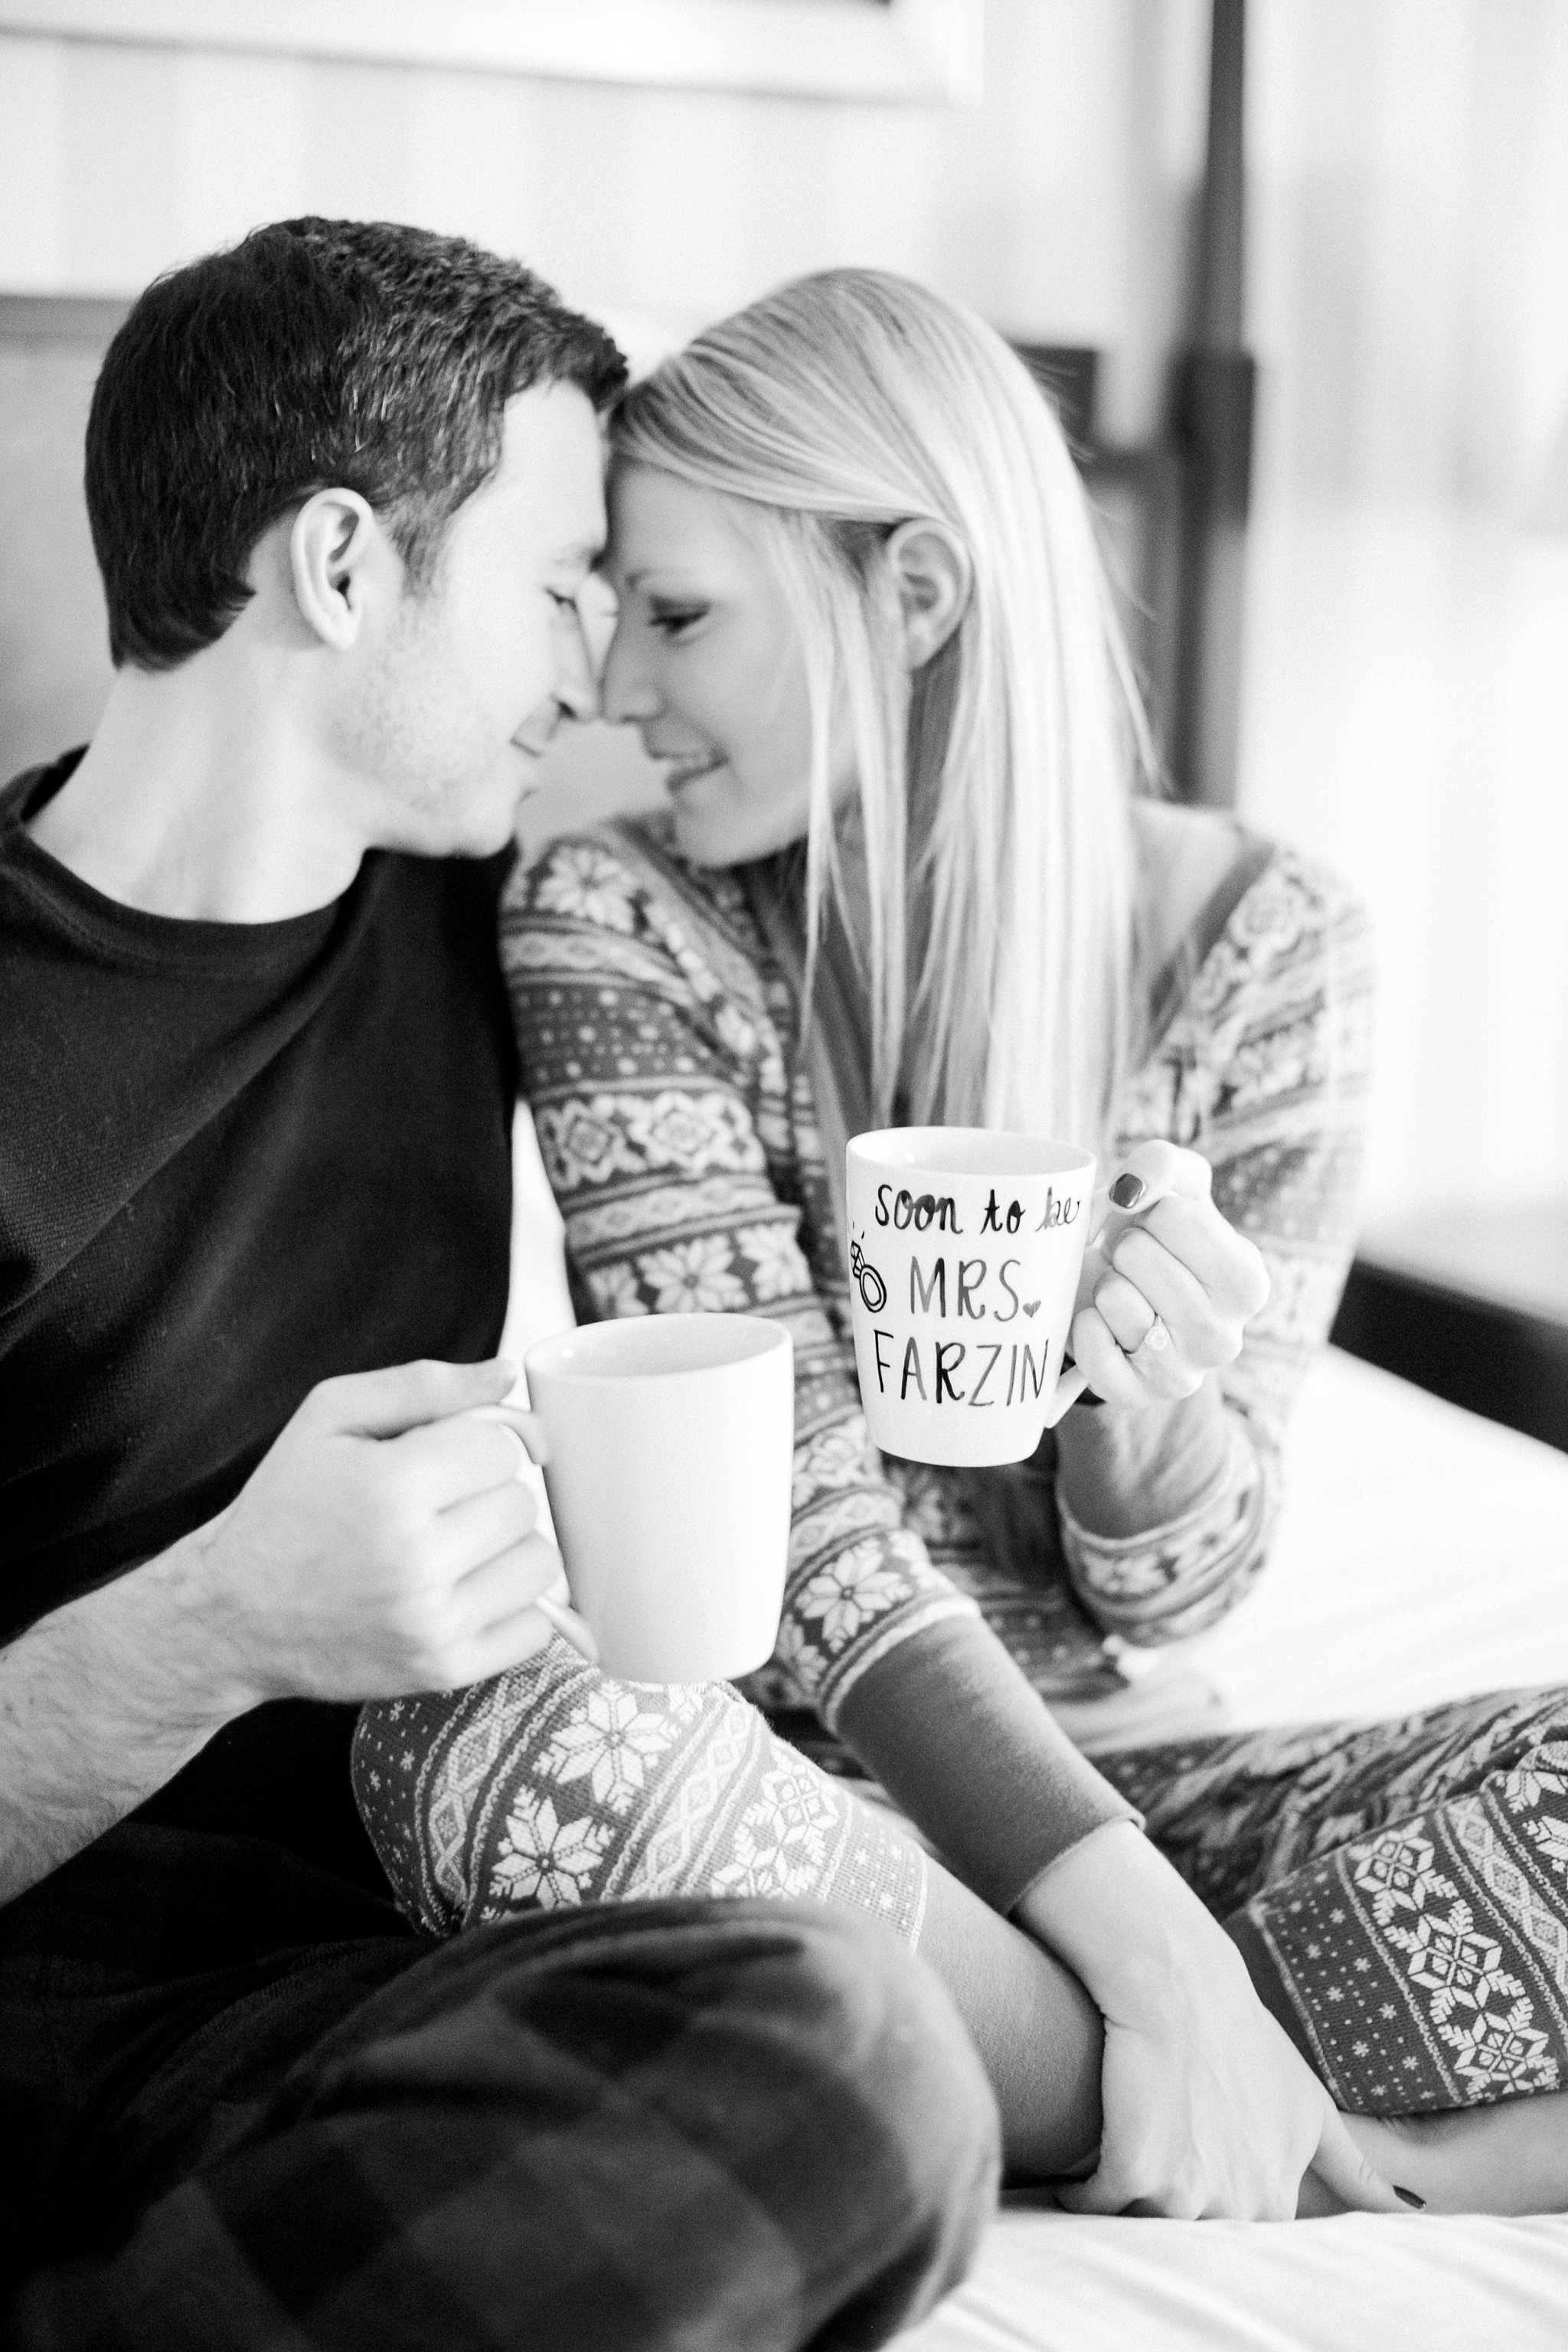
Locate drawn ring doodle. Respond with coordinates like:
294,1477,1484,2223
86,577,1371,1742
849,1236,888,1315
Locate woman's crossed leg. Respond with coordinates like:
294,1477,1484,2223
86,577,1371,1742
1101,1686,1568,2212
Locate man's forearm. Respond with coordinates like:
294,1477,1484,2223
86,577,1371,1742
1,1358,561,1908
0,1525,253,1906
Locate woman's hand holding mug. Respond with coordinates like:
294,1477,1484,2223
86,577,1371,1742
843,1132,1269,1460
1067,1140,1270,1411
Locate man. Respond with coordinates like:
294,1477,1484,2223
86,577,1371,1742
0,217,998,2347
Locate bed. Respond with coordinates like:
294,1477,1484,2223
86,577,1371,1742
501,1112,1568,2352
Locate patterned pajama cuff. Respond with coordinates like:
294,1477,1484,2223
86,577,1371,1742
1227,1794,1568,2115
1057,1415,1263,1640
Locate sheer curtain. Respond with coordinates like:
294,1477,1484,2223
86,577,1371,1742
1238,0,1568,1229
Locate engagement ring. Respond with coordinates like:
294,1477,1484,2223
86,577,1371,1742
1129,1313,1171,1365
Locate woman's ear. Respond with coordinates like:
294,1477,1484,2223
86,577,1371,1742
288,488,390,652
887,519,972,671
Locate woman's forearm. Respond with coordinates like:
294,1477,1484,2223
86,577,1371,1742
1054,1387,1278,1647
1017,1818,1220,1996
834,1615,1140,1914
1053,1377,1232,1540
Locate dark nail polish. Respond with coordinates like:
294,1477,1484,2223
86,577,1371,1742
1393,2184,1426,2210
1110,1173,1146,1209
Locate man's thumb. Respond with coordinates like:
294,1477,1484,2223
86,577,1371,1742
309,1357,518,1441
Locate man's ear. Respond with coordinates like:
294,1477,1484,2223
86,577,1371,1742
887,520,972,671
288,488,391,651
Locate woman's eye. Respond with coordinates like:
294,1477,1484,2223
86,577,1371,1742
650,607,705,639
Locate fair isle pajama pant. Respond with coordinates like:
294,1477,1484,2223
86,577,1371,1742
354,1656,1568,2118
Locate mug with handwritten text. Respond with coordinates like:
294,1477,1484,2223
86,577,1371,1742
844,1127,1096,1467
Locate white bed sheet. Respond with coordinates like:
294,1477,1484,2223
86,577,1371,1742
501,1116,1568,2347
903,2204,1568,2352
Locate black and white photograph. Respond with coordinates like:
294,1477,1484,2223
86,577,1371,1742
2,3,1566,2346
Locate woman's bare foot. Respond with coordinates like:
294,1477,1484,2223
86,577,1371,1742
1328,2090,1568,2216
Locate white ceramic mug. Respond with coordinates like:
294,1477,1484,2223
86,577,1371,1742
844,1127,1096,1468
522,1312,793,1681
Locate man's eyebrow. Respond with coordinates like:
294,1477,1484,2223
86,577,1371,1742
554,538,605,567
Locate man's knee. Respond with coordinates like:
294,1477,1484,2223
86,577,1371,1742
441,1892,1000,2197
697,1902,1001,2335
375,1895,998,2341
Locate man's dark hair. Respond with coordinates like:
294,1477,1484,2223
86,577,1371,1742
87,217,627,671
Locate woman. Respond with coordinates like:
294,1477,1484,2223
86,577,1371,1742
356,272,1568,2218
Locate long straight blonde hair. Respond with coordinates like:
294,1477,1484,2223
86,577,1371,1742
610,269,1155,1152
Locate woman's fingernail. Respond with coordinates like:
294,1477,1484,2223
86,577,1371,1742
1393,2185,1426,2210
1110,1173,1146,1209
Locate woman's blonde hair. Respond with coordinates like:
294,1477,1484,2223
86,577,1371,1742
609,268,1154,1152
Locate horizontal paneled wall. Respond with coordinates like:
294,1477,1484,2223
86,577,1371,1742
0,2,1206,438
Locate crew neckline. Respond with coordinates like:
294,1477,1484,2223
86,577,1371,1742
1,750,373,972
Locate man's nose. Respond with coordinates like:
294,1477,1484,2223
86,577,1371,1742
555,606,602,724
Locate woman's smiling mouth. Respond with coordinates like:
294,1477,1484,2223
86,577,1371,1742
662,753,726,791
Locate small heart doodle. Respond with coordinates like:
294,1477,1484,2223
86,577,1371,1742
1022,1300,1040,1318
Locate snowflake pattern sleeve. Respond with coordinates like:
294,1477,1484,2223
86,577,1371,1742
1059,848,1375,1646
504,825,980,1731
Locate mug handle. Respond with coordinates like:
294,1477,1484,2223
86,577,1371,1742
466,1405,599,1664
1040,1361,1090,1429
532,1581,600,1665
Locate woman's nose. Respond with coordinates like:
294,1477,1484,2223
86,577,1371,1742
601,622,660,725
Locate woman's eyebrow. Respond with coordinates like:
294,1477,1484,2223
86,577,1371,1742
620,566,707,591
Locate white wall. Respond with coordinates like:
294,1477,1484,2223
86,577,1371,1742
1239,0,1568,1230
0,0,1207,432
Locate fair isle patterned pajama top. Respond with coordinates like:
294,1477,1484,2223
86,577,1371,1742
354,813,1568,2118
504,814,1373,1717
